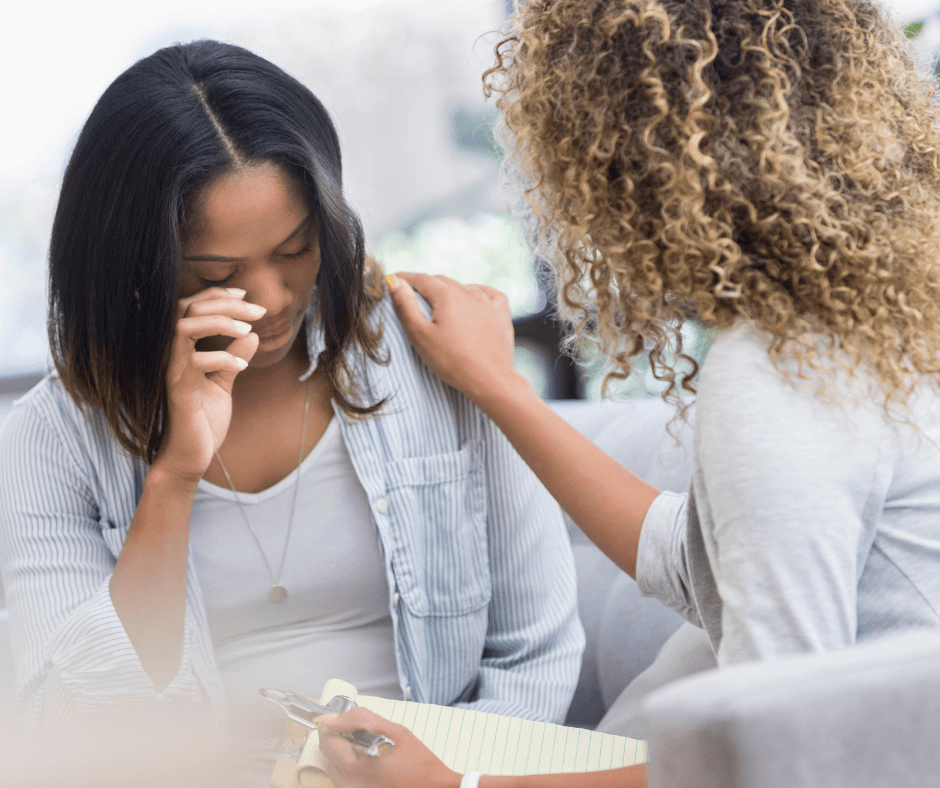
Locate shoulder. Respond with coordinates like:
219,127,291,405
700,321,888,414
373,291,432,352
695,324,787,437
366,296,491,443
2,373,75,444
372,293,444,391
0,372,123,470
697,323,779,398
698,322,858,420
694,323,886,472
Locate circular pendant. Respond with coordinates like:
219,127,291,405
269,585,288,603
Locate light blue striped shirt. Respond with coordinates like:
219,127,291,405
0,296,584,728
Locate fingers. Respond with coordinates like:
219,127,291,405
390,272,449,305
166,316,251,383
318,723,359,774
321,743,355,788
178,286,266,327
390,272,507,307
320,707,396,736
385,274,434,343
167,288,263,387
224,332,260,368
177,286,241,321
175,314,255,345
318,711,374,788
475,284,511,310
173,285,264,357
319,708,459,788
198,332,260,389
387,272,509,337
186,299,266,323
188,350,249,376
384,271,517,400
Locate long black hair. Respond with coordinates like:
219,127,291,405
49,40,385,463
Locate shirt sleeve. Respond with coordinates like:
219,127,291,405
454,414,585,724
0,397,207,728
635,490,703,627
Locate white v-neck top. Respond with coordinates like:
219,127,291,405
1,296,583,735
190,417,400,739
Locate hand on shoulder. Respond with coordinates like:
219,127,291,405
385,272,520,407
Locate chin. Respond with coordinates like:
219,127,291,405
247,346,291,369
248,328,304,370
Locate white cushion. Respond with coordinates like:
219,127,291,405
552,398,694,728
597,621,716,738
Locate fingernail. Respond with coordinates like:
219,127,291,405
234,356,249,370
245,303,267,317
233,320,252,333
226,288,247,297
385,273,398,292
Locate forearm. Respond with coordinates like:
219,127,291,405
472,372,659,578
109,462,198,689
479,765,647,788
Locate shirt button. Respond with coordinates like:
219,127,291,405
375,498,389,514
392,592,400,606
404,685,412,700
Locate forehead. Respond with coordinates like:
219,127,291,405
185,163,310,250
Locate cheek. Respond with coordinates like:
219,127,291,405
283,264,319,319
299,253,322,300
178,278,201,300
177,273,202,300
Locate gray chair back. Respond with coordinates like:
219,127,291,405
644,631,940,788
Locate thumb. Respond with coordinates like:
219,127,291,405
385,273,430,339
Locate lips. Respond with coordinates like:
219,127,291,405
254,321,293,343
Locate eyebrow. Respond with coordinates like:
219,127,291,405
183,214,312,263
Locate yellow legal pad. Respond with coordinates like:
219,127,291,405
271,678,647,788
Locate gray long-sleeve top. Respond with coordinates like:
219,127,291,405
637,323,940,664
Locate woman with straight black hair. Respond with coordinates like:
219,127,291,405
0,40,583,754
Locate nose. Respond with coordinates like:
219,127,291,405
243,261,293,318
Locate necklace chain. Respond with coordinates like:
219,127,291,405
214,377,312,603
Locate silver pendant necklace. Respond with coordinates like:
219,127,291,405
214,377,312,603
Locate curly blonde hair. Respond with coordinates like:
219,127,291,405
485,0,940,411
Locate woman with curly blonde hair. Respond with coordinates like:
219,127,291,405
319,1,940,786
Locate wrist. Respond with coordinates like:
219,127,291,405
146,459,202,496
469,369,537,419
460,772,482,788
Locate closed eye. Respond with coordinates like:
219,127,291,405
281,243,312,260
199,271,236,288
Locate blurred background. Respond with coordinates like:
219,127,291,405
0,0,936,422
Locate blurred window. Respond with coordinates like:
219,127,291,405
0,0,512,382
1,0,931,409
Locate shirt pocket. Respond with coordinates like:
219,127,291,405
384,440,492,617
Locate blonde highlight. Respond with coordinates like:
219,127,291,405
486,0,940,413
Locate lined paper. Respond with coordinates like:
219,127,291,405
357,694,647,775
290,680,646,786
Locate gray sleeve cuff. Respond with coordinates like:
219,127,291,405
636,491,701,626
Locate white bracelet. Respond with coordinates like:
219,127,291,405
460,771,482,788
